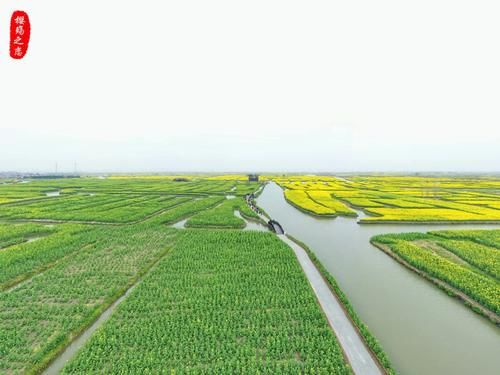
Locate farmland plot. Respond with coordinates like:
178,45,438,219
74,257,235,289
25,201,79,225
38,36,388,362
371,229,500,319
0,224,176,374
0,223,56,249
0,177,387,374
61,230,351,374
273,175,500,222
186,197,260,229
0,223,92,290
0,194,192,223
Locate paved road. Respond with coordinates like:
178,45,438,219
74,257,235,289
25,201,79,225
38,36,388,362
278,235,383,375
249,208,382,374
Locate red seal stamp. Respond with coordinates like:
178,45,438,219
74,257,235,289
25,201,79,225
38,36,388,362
10,10,31,59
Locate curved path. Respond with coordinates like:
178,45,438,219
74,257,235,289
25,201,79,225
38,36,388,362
252,211,382,374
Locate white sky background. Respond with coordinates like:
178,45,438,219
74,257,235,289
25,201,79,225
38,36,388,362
0,1,499,173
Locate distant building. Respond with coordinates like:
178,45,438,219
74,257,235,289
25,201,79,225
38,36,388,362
173,178,189,182
248,174,259,182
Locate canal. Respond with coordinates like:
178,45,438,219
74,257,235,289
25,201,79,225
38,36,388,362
257,182,500,375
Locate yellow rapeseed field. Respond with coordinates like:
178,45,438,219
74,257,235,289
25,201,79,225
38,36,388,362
284,189,337,215
272,175,500,222
307,191,356,216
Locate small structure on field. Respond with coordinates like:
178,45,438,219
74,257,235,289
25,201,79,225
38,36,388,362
268,220,284,234
248,174,259,182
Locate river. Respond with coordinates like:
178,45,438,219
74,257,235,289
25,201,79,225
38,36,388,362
257,182,500,375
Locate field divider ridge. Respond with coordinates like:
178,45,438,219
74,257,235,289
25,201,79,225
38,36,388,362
38,241,176,375
2,241,97,292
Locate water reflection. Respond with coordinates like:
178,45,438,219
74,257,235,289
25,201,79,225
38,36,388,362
257,182,500,375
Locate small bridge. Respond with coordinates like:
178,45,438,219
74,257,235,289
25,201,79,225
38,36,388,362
267,220,284,234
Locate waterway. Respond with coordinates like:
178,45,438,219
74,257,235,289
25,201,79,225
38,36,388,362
257,182,500,375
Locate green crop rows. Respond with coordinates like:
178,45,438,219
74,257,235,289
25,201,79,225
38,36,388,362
0,223,56,249
0,194,192,223
0,224,92,290
372,229,500,316
0,224,177,373
186,197,260,229
436,240,500,279
0,176,393,374
61,230,350,374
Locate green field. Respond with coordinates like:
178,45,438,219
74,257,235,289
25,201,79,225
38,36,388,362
0,177,359,374
371,229,500,321
61,230,349,373
6,175,499,374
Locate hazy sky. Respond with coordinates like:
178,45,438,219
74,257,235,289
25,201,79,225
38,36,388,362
1,1,499,173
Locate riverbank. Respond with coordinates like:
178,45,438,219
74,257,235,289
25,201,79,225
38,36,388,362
286,235,395,374
247,197,390,373
371,240,500,325
59,230,354,374
257,182,500,375
277,234,384,375
361,220,500,225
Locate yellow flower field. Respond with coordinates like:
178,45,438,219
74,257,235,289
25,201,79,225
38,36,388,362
271,175,500,222
284,189,337,216
307,191,356,216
